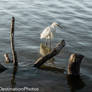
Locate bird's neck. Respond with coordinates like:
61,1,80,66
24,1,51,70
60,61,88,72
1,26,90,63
50,25,56,32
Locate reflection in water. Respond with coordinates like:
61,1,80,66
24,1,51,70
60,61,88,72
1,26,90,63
67,75,85,92
40,43,55,66
39,65,65,73
11,63,18,88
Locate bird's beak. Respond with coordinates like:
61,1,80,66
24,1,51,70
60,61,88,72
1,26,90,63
56,24,63,29
57,24,63,29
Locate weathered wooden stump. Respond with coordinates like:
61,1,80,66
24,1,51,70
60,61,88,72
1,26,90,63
4,53,10,63
34,40,65,68
68,53,84,76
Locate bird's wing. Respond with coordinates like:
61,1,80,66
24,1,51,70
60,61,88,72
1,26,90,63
47,31,54,39
40,26,51,39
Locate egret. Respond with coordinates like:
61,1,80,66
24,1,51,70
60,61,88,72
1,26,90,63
40,22,62,47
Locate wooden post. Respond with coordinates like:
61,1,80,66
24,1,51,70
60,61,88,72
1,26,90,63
10,17,17,65
68,53,84,76
34,40,65,68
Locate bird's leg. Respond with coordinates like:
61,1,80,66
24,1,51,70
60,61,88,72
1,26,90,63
50,36,51,49
41,39,43,43
45,39,48,46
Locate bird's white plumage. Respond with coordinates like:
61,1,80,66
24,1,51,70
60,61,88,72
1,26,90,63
40,26,54,39
40,22,57,40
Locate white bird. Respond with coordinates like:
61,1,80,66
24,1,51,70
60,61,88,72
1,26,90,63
40,22,62,46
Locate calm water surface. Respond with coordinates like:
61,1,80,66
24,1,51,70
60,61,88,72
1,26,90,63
0,0,92,92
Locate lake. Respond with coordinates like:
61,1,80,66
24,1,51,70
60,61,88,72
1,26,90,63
0,0,92,92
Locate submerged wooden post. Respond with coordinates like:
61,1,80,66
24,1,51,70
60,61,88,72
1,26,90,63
0,64,7,73
34,40,65,68
10,17,17,65
68,53,84,76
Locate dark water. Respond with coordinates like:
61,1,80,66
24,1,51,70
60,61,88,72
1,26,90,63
0,0,92,92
